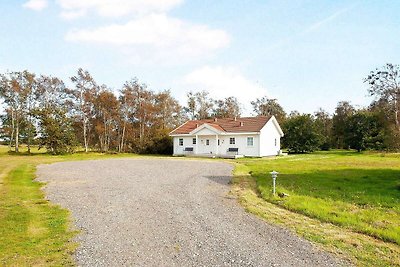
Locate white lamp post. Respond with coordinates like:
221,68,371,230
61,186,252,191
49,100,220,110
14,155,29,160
269,171,279,195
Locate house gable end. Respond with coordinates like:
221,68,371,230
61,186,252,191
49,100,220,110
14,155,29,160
190,123,223,135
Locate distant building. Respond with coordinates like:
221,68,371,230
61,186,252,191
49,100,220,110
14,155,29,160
169,116,284,157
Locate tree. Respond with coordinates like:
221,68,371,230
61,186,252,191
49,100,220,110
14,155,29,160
212,96,241,118
0,71,36,152
36,108,77,154
369,98,400,150
282,114,320,153
251,97,286,122
21,71,37,153
70,68,99,152
314,108,332,150
332,101,355,148
92,87,120,152
344,111,385,152
184,90,214,120
35,75,77,154
154,90,184,130
120,78,155,151
184,91,197,120
364,63,400,131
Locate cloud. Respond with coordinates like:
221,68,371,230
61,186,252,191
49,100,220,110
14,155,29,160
65,14,230,63
23,0,48,11
183,66,268,114
56,0,183,18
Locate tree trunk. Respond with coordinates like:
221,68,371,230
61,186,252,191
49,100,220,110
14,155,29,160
103,114,108,152
9,109,15,152
119,120,126,153
83,118,88,153
27,119,31,154
15,120,19,153
27,101,32,154
395,95,400,131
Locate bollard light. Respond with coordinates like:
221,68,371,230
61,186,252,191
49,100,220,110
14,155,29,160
269,171,279,195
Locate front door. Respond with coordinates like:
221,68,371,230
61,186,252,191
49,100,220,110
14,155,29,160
198,136,215,154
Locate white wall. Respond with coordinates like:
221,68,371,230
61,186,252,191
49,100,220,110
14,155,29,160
173,136,197,155
218,135,260,157
173,134,260,156
259,119,281,156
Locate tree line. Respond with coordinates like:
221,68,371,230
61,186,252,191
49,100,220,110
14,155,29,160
280,63,400,153
0,69,245,154
1,63,398,154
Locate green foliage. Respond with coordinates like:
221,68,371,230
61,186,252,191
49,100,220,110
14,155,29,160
282,114,321,153
344,111,386,151
332,101,355,149
36,108,77,154
364,63,400,132
250,97,286,122
314,108,333,150
212,96,241,118
142,134,173,155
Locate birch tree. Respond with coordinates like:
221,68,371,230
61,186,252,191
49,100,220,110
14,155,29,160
0,71,35,152
70,68,99,152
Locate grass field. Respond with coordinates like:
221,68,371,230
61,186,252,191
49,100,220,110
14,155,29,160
1,146,400,266
233,151,400,266
0,146,141,266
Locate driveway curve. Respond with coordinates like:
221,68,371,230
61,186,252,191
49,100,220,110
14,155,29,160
37,159,340,267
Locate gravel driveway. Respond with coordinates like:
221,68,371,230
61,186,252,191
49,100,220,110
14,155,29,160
37,159,341,267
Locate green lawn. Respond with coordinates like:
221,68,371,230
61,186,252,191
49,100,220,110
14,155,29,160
233,151,400,266
0,146,142,266
2,146,400,266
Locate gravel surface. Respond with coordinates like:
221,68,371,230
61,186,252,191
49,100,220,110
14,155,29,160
37,159,341,267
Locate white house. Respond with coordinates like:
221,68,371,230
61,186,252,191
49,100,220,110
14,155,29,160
169,116,284,157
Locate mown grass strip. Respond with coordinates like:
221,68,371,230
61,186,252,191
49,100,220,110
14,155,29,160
0,164,77,266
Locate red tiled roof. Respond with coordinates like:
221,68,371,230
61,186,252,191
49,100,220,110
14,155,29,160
170,116,272,135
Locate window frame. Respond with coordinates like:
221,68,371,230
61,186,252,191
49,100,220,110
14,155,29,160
206,139,210,146
193,138,197,145
247,136,254,147
229,137,236,145
179,138,183,146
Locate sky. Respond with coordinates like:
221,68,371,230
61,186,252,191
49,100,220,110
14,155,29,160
1,0,400,115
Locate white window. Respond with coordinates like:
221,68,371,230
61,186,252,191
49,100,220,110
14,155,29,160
229,137,235,144
193,138,196,145
179,138,183,146
247,137,254,146
206,139,210,146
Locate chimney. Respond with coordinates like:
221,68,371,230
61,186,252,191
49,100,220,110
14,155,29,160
240,122,244,127
214,117,218,122
195,123,198,127
234,117,237,121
